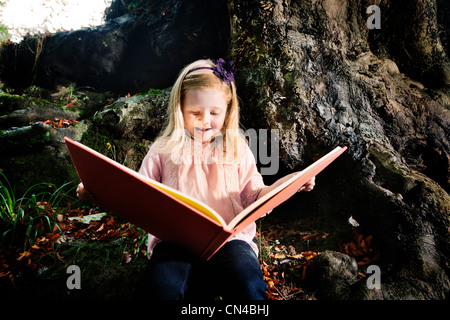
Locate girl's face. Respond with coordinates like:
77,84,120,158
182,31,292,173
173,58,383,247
182,88,228,143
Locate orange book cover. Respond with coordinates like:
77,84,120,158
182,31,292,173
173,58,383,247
65,137,346,260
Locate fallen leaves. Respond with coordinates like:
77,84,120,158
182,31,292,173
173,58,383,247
261,246,320,300
122,251,132,264
258,218,383,300
0,206,145,287
39,118,79,128
339,228,380,266
55,208,142,243
258,225,323,300
300,230,330,241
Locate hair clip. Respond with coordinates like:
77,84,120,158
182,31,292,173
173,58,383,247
186,58,235,85
213,58,235,85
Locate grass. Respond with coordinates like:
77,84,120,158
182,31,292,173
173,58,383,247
0,171,77,251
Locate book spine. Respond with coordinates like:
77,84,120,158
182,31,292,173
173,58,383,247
199,229,233,261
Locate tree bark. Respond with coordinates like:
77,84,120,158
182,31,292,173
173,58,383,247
228,0,449,299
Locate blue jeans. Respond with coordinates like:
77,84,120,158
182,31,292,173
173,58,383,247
144,240,268,300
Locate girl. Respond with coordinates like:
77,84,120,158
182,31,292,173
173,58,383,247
77,58,315,300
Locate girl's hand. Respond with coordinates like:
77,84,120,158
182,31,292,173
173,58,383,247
257,174,316,200
298,176,315,192
76,182,95,202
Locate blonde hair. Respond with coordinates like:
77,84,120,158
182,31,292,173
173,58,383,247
155,59,247,163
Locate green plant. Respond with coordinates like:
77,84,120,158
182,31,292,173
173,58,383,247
56,83,95,105
0,23,10,43
0,172,76,250
0,172,16,225
145,88,163,96
106,141,117,162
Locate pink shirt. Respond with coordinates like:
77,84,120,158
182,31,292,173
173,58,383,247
138,139,266,258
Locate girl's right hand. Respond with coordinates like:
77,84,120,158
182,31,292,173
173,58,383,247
76,182,95,202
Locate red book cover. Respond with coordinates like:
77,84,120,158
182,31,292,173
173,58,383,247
65,137,346,260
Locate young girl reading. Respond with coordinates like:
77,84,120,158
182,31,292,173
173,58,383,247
77,58,315,300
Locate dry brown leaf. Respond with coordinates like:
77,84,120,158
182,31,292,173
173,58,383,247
122,252,132,264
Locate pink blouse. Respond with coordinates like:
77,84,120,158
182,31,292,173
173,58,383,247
138,139,267,258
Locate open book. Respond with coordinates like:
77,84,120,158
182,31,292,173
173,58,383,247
65,137,347,260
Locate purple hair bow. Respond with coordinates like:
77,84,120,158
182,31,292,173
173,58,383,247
213,58,235,85
187,58,235,85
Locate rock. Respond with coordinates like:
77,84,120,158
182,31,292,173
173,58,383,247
0,105,77,129
0,121,88,195
81,89,170,171
0,92,90,194
0,0,231,93
305,250,359,300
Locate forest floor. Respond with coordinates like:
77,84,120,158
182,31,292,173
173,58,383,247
0,201,377,300
0,203,317,299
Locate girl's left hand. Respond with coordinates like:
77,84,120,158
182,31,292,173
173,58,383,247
298,177,315,192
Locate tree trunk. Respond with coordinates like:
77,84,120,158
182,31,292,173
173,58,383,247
228,0,449,299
